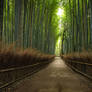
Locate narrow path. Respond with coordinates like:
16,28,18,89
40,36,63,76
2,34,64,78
15,57,92,92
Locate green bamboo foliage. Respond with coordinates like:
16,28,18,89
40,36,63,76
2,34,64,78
61,0,92,54
0,0,4,42
0,0,60,54
1,0,92,55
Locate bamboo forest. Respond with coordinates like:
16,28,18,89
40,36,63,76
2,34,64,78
0,0,92,91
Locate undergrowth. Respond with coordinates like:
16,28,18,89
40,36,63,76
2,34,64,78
0,45,55,69
61,51,92,64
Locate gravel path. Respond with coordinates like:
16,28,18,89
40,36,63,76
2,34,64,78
15,57,92,92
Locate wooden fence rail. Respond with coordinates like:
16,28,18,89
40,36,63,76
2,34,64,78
0,61,51,92
65,60,92,80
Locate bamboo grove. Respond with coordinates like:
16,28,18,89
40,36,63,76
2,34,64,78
1,0,92,55
61,0,92,54
0,0,61,55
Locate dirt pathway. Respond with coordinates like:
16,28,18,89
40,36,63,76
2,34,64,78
15,57,92,92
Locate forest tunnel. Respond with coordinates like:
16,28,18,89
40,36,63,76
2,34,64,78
0,0,92,56
0,1,92,91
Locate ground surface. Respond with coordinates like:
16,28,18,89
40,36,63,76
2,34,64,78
15,57,92,92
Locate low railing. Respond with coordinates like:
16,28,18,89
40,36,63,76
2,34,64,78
0,61,51,92
65,60,92,80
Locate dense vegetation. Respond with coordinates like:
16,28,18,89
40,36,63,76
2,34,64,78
0,0,63,69
60,0,92,77
0,0,61,55
0,0,92,62
60,0,92,54
0,45,54,69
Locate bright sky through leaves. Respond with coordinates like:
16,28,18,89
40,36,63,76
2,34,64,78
57,8,64,17
55,8,64,56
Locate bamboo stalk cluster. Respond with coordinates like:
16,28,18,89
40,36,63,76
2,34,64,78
61,0,92,54
0,0,60,55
